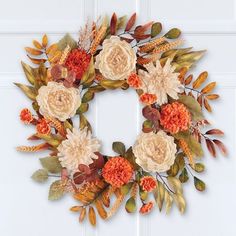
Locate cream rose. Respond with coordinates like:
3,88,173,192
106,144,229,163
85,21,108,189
95,36,137,80
133,131,177,172
36,81,81,121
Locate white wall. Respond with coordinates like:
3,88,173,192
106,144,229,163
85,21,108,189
0,0,236,235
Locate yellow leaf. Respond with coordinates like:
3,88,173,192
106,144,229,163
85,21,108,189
42,34,48,48
25,47,43,55
192,71,208,89
201,82,216,94
14,82,37,100
173,194,186,214
88,206,96,226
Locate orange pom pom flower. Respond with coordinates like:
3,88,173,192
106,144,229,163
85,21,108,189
140,93,157,105
65,48,91,80
160,102,191,134
102,157,133,188
20,108,33,124
36,119,51,135
139,201,154,214
127,73,142,88
140,176,157,192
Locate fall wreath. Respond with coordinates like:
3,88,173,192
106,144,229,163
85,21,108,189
16,13,227,226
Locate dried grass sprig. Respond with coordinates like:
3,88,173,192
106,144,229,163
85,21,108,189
16,143,49,152
90,26,107,55
179,139,194,166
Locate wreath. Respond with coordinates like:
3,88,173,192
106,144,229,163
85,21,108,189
16,13,227,226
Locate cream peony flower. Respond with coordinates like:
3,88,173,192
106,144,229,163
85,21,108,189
36,81,81,121
57,127,101,172
138,59,183,105
133,131,177,172
95,36,137,80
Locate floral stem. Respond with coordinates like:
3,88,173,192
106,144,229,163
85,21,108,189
156,173,175,194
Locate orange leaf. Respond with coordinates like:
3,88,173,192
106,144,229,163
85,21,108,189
197,95,203,107
33,40,43,49
205,129,224,135
206,94,220,100
206,139,216,157
125,13,136,31
42,34,48,48
201,82,216,94
88,206,96,226
203,98,212,112
192,71,208,89
70,206,83,212
213,139,227,156
95,198,108,219
185,74,193,85
79,208,86,222
25,47,43,55
110,12,117,35
27,55,46,65
46,43,58,54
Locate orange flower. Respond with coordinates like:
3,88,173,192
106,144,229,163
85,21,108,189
65,49,91,80
36,119,51,135
140,176,157,192
160,102,191,134
140,93,157,105
102,157,133,188
20,108,33,124
127,73,142,88
139,201,154,214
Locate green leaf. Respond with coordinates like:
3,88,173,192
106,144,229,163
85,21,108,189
153,181,165,211
124,147,139,170
164,190,173,214
125,197,136,213
140,189,148,201
178,95,204,121
192,163,205,173
121,183,133,195
58,33,77,50
117,15,127,29
167,176,183,194
31,169,48,183
194,177,206,191
165,28,181,39
21,61,36,85
167,162,179,177
81,57,95,87
79,113,92,132
175,153,185,171
48,180,65,201
77,103,89,114
14,83,37,101
173,193,186,214
179,168,189,183
35,133,61,147
112,141,126,156
40,156,62,174
151,22,162,37
82,90,94,103
100,79,127,90
142,120,153,133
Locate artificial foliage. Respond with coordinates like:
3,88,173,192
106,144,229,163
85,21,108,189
16,13,227,226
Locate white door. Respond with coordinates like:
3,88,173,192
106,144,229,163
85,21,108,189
0,0,235,235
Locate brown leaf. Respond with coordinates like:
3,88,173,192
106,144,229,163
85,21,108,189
110,13,118,35
204,98,212,112
132,33,150,40
79,208,86,222
188,91,194,98
88,206,96,226
213,139,227,156
42,34,48,48
33,40,43,49
125,13,136,31
206,94,220,100
192,71,208,89
25,47,43,55
197,95,203,106
205,129,224,135
184,74,193,85
206,139,216,157
120,36,134,43
201,82,216,94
